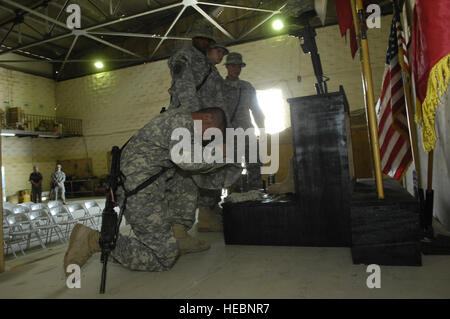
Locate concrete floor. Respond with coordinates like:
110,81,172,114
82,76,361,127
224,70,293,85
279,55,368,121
1,198,450,299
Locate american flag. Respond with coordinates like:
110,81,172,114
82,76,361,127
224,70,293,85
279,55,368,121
377,2,412,181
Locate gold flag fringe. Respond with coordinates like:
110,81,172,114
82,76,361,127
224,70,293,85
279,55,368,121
415,54,450,152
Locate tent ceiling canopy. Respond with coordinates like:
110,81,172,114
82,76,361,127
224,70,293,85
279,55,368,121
0,0,393,80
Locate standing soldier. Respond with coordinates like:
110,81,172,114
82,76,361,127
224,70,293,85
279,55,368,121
224,52,266,190
168,20,230,232
51,164,67,204
196,42,230,232
29,165,43,203
168,20,226,113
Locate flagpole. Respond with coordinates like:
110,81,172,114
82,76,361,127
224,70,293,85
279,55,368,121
426,151,433,191
350,0,368,104
350,0,371,154
398,1,428,236
403,59,426,231
403,75,422,188
424,150,435,237
351,0,385,199
399,2,422,190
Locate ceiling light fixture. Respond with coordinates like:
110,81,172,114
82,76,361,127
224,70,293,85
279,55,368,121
272,19,284,31
94,61,104,69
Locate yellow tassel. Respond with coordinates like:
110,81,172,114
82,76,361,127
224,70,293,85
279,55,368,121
415,97,423,124
415,54,450,152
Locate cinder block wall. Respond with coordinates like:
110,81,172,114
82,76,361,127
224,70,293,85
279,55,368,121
1,137,67,196
0,68,56,196
1,137,98,196
55,59,173,179
0,67,56,116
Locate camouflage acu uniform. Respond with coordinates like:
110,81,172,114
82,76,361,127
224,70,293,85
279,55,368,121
224,79,264,130
224,79,265,190
111,109,241,271
168,46,226,112
196,61,228,208
51,170,66,201
168,45,228,208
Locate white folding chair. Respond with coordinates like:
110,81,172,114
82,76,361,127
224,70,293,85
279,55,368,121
19,202,35,209
49,206,79,239
83,200,103,230
3,211,23,258
6,212,46,251
3,201,18,212
47,200,63,209
65,203,97,229
30,203,49,212
28,209,66,244
12,205,30,215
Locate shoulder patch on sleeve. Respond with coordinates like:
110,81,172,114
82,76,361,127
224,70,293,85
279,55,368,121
173,62,185,76
171,55,189,78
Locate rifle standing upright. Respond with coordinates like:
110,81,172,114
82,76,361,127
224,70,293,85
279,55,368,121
99,146,123,294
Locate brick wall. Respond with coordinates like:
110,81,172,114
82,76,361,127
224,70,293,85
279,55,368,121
1,137,62,196
1,68,57,196
0,67,56,116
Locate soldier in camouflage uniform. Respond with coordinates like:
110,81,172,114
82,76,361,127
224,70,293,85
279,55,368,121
63,108,241,273
168,21,226,113
51,164,67,204
167,21,231,232
169,21,228,231
195,42,232,232
168,20,228,219
224,52,265,190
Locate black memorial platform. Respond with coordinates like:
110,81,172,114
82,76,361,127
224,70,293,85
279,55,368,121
222,87,422,266
351,178,422,266
288,87,354,246
223,195,300,246
223,88,353,247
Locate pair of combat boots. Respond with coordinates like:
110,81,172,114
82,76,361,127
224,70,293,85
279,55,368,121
172,205,223,255
63,205,223,274
64,155,299,273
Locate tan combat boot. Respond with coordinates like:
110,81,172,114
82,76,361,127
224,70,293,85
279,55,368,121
197,206,223,232
63,224,101,275
172,224,210,255
267,157,296,194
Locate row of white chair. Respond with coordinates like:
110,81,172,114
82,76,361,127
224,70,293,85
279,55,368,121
2,200,103,258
